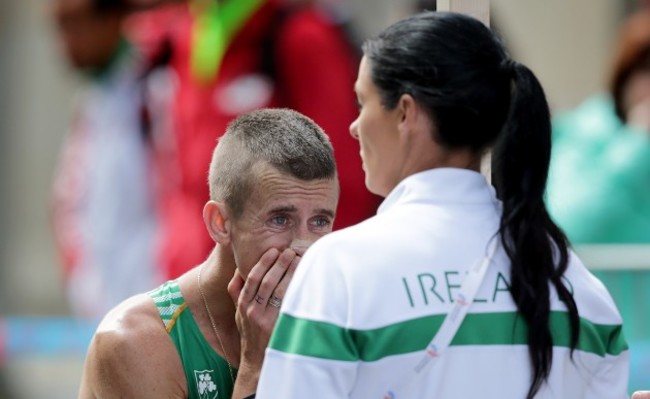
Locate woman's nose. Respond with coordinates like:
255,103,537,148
349,118,360,140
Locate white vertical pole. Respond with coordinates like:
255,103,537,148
437,0,492,181
436,0,490,26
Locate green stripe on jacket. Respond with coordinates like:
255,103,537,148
269,311,627,362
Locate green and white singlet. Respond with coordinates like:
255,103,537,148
149,280,236,399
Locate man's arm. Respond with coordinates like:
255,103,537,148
78,294,187,398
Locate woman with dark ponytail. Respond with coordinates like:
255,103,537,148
256,12,629,399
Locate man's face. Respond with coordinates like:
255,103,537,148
228,165,339,277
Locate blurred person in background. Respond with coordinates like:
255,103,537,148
50,0,162,319
547,7,650,243
126,0,380,281
545,4,650,392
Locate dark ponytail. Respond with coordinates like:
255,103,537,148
492,61,580,399
363,12,581,398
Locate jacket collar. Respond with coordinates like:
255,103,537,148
378,168,499,214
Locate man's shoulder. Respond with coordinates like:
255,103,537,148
96,293,164,341
80,293,187,398
89,293,171,364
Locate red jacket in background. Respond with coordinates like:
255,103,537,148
130,0,380,280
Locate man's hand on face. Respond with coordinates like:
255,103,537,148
227,248,300,377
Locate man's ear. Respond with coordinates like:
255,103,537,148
203,200,231,244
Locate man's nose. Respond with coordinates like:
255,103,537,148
290,239,313,256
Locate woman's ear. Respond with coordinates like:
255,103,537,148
203,200,231,244
397,93,436,143
397,93,419,136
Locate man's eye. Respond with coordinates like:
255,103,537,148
312,217,331,228
271,215,289,226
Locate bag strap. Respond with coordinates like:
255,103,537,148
383,236,500,399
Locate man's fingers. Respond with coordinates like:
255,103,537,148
241,248,281,303
255,248,296,306
227,271,245,305
270,254,300,303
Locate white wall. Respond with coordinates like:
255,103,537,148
492,0,622,112
0,0,77,315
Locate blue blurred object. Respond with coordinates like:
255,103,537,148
630,339,650,391
1,317,97,359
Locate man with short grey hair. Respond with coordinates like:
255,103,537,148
78,108,340,399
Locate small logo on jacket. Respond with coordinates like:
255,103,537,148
426,343,440,358
456,293,469,306
194,370,219,399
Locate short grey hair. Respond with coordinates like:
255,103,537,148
208,108,337,218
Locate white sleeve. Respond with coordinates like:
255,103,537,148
256,237,358,398
584,351,630,399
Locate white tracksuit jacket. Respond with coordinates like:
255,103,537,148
257,168,629,398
